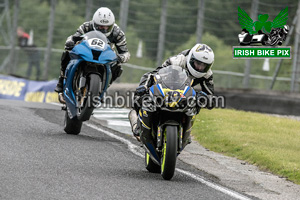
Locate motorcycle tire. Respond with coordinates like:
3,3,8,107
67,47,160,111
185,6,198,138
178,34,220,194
64,110,82,135
161,125,178,180
77,74,102,121
145,152,161,173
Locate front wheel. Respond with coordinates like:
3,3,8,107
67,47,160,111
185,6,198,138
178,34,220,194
64,111,82,135
77,74,102,121
161,125,178,180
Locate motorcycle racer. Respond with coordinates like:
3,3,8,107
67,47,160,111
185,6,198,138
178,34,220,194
129,43,216,142
55,7,130,95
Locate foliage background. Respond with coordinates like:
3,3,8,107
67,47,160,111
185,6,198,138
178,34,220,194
0,0,298,91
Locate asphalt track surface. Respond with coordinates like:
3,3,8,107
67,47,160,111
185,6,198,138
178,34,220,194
0,100,257,200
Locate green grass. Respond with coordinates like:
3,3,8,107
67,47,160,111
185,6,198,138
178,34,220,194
192,108,300,184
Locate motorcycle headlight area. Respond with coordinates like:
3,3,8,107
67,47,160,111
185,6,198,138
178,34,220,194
87,38,106,50
163,90,184,108
145,85,197,112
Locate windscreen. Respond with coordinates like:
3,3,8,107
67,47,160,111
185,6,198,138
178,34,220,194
158,65,189,90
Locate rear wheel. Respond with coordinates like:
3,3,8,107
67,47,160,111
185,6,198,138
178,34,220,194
64,111,82,135
145,152,161,173
77,74,101,121
161,125,178,180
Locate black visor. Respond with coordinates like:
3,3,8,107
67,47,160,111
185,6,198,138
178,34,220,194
94,23,113,33
189,56,212,73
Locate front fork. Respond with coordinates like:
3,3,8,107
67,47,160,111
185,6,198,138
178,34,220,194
77,76,87,108
156,125,183,153
100,63,111,99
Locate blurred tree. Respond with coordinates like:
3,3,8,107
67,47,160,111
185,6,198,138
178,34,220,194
52,0,85,49
165,0,198,55
128,0,161,59
18,0,50,46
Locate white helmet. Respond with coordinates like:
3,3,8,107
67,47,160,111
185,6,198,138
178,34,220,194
92,7,115,36
186,44,214,78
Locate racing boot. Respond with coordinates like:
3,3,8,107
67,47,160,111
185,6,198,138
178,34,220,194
128,109,140,142
55,51,70,93
54,71,64,93
58,92,66,104
110,64,123,84
55,51,70,104
55,71,66,104
188,135,192,144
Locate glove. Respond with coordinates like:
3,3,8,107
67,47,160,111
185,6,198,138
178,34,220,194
135,85,148,96
65,40,75,50
196,91,216,109
196,91,208,108
117,55,124,63
133,85,149,112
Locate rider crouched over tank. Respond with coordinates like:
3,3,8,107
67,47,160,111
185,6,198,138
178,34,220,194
128,43,216,150
54,7,130,102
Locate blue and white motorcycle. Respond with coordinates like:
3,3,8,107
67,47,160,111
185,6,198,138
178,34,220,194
62,31,118,135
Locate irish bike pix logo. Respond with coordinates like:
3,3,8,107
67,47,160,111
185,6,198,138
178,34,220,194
233,7,291,59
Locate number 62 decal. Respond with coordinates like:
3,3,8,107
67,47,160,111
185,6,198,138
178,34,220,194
88,38,106,49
